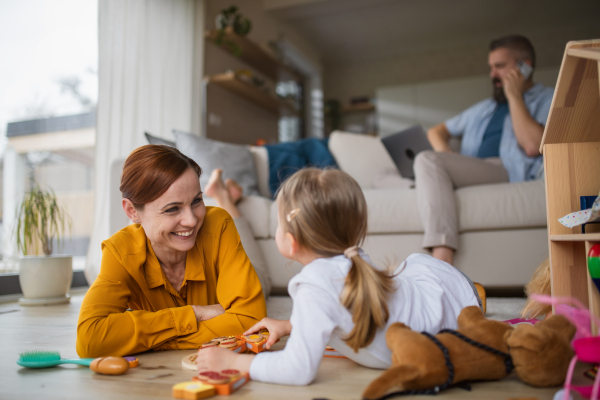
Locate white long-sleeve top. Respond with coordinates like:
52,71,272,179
249,253,479,385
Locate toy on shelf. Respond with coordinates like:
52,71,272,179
589,244,600,293
531,294,600,400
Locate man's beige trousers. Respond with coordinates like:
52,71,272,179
414,151,509,251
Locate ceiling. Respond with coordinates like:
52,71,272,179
265,0,600,65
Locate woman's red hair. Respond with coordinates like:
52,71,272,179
120,145,202,208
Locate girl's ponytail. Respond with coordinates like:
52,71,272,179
340,251,395,352
277,168,396,352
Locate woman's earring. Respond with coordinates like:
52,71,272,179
134,220,140,224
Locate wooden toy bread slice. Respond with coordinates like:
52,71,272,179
90,357,130,375
244,334,263,343
200,340,218,349
172,381,215,400
181,353,199,371
219,337,237,345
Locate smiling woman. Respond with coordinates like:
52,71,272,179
76,145,267,358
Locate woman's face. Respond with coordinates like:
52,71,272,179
136,168,206,255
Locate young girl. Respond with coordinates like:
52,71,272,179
196,168,481,385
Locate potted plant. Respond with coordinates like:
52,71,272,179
214,5,252,57
15,183,72,306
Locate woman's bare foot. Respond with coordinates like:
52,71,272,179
204,169,241,218
225,179,243,204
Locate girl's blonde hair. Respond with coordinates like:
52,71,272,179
277,168,395,352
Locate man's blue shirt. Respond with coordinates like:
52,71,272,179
445,83,554,182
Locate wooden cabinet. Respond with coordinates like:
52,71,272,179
540,39,600,322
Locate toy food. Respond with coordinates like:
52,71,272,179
244,334,263,343
172,381,215,400
192,372,250,395
89,356,130,375
505,314,576,387
362,306,514,399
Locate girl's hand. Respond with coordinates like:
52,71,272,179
192,304,225,321
244,318,292,349
196,347,253,375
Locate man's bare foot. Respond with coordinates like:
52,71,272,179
204,169,241,218
432,246,454,265
225,179,243,204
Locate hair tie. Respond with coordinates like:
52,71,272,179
344,246,360,259
286,208,300,222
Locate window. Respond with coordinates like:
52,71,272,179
0,0,98,274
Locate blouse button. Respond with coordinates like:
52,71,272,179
180,326,185,332
187,324,192,330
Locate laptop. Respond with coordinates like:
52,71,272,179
381,125,433,179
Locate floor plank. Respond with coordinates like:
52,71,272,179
0,293,589,399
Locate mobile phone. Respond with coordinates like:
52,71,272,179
517,60,533,80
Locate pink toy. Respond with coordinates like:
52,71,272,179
532,294,600,400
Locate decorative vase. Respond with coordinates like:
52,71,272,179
18,255,73,306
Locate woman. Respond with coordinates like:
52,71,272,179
76,145,267,358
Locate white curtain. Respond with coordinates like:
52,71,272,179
85,0,204,284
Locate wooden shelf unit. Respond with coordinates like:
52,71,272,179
342,103,375,113
205,27,300,82
540,39,600,323
550,233,600,242
206,72,299,116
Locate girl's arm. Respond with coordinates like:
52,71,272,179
196,284,337,385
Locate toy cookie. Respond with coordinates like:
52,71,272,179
90,357,130,375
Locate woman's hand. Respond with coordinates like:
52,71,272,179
196,347,253,375
192,304,225,321
244,318,291,350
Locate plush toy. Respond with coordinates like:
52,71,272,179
505,314,576,387
362,306,514,400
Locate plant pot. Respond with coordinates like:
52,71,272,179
18,255,73,306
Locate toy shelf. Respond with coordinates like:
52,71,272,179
205,72,299,116
550,233,600,242
541,39,600,329
205,28,300,82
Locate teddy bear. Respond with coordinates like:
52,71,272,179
505,314,576,387
362,306,577,400
362,306,514,400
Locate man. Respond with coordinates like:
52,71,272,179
415,35,554,265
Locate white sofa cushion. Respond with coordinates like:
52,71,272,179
328,131,403,189
457,179,546,231
266,181,546,237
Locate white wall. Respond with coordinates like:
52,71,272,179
376,67,560,137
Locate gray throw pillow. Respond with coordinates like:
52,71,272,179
173,130,259,197
145,132,175,147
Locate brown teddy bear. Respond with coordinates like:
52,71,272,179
505,314,576,387
363,307,577,400
362,306,513,400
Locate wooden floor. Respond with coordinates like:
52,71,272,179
0,292,590,400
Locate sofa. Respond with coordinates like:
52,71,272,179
109,131,548,295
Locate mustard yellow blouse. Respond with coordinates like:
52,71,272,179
76,207,267,358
